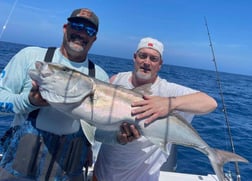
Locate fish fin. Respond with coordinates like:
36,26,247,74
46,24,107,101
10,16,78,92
132,83,153,95
80,120,96,145
208,148,249,181
145,136,169,155
214,149,249,164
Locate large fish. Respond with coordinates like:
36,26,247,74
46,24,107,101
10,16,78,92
29,61,248,181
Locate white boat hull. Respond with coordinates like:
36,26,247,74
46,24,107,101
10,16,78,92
159,171,218,181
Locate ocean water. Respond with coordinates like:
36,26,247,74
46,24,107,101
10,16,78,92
0,41,251,180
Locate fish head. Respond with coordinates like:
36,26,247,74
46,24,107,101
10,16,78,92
29,61,94,104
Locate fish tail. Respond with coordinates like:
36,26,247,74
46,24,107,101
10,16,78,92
208,148,249,181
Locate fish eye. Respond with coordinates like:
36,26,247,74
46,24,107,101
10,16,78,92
62,67,70,72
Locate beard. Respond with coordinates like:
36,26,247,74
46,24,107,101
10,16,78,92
68,41,84,52
135,69,152,81
64,33,88,53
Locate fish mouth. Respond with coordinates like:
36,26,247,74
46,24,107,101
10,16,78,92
28,61,44,81
35,61,54,78
29,61,54,85
29,69,40,82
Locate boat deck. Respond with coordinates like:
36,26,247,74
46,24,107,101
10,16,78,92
159,171,218,181
85,167,220,181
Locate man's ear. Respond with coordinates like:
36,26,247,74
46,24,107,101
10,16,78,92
134,53,137,59
133,53,137,63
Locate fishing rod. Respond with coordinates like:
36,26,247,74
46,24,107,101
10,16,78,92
204,17,241,181
0,0,19,39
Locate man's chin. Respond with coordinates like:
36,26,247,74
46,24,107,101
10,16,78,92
136,71,152,80
69,42,85,52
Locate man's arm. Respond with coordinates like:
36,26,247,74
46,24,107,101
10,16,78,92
131,92,217,124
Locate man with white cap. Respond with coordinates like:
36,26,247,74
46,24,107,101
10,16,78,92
93,37,217,181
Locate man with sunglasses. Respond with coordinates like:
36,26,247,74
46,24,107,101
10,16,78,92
93,37,217,181
0,8,109,180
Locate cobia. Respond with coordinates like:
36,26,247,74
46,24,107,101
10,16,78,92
29,61,248,181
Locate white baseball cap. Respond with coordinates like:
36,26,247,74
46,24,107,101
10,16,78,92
136,37,164,57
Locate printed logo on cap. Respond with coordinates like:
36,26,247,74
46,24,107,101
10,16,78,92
147,43,154,47
77,9,93,18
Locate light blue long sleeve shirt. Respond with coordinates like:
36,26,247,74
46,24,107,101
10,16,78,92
0,47,109,128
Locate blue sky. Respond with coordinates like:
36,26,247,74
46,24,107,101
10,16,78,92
0,0,251,76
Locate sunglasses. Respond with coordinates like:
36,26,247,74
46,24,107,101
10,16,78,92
137,52,160,62
69,21,97,37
